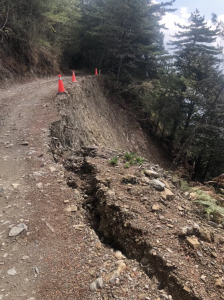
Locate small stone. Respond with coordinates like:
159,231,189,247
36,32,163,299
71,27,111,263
167,224,173,228
36,182,43,189
219,237,224,244
88,269,96,276
161,188,175,200
70,205,77,212
96,277,103,289
189,192,196,200
215,277,224,288
117,261,126,275
95,242,101,250
201,275,206,282
33,267,39,274
12,183,19,188
22,256,29,260
141,177,150,184
49,166,57,172
183,286,191,293
211,252,217,258
178,206,184,211
114,251,125,260
199,228,212,243
186,237,200,249
161,180,171,189
144,170,160,178
64,200,69,204
7,267,17,276
138,294,147,299
151,179,165,191
9,223,27,237
46,222,55,232
152,204,160,211
122,175,138,184
90,281,97,291
181,225,194,236
20,141,29,145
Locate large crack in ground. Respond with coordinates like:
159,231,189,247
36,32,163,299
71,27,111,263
47,76,224,300
49,138,203,300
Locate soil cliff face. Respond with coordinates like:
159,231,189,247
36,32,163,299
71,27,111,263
50,76,169,167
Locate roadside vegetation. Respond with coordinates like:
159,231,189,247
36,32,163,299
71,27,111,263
180,179,224,224
1,0,224,182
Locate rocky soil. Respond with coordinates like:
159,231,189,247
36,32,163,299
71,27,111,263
49,144,224,300
0,74,224,300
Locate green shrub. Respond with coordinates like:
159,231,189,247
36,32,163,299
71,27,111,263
125,162,130,168
193,188,224,220
109,156,118,166
124,152,144,166
180,180,190,192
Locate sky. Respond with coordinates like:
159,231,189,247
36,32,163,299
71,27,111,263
157,0,224,47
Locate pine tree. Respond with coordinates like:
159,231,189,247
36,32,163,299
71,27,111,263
79,0,176,84
169,9,222,101
168,10,224,180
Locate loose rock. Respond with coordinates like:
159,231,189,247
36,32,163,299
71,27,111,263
161,188,175,200
9,223,27,237
7,267,17,276
144,170,159,178
186,237,200,249
151,179,165,191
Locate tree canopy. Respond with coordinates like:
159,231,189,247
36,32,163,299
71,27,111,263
1,2,224,182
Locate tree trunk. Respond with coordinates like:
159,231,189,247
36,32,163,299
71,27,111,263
169,118,179,141
116,31,126,83
201,156,212,183
155,117,160,134
184,101,194,130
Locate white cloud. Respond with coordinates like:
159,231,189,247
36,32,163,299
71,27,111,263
218,14,224,22
161,7,224,49
160,9,190,46
180,7,191,19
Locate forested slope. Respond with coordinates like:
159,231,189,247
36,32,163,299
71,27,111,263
1,0,224,181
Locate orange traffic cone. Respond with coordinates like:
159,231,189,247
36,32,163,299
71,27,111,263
95,68,98,75
72,70,76,82
58,74,65,93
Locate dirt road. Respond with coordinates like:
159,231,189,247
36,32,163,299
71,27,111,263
0,75,177,300
0,77,62,299
0,77,156,300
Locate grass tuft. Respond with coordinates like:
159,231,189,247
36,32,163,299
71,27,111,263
109,156,118,166
124,152,144,166
193,188,224,220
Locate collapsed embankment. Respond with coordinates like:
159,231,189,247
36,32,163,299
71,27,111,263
50,75,169,167
49,76,224,300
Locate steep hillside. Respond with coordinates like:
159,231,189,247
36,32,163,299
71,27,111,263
50,76,169,168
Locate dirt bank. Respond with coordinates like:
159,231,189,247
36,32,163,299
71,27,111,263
51,76,170,168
